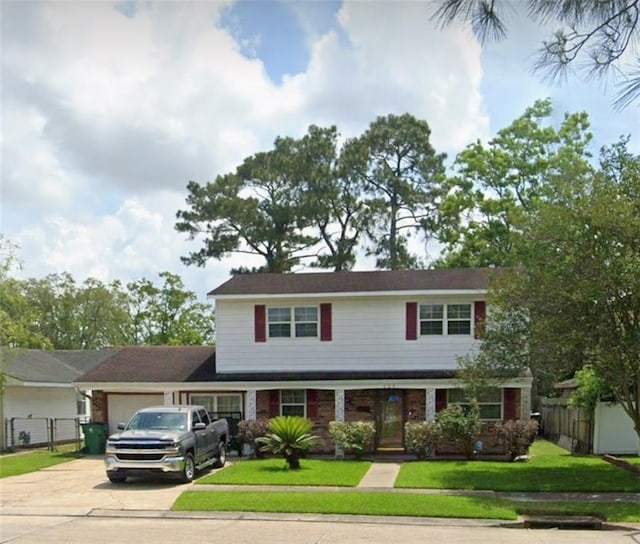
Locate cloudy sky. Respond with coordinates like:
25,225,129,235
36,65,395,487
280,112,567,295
2,0,639,301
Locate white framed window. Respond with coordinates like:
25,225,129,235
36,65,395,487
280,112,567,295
268,306,318,338
281,389,306,417
191,394,243,416
448,388,503,421
420,304,443,335
294,306,318,337
419,303,471,336
268,307,291,338
447,304,471,335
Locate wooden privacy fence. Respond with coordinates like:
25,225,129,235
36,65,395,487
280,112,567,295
539,397,592,453
4,417,83,452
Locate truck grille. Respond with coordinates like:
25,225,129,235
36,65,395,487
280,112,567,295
111,441,173,450
116,453,165,461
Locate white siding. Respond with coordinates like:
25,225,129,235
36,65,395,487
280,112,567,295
215,295,481,373
106,393,164,435
4,385,79,447
593,402,640,455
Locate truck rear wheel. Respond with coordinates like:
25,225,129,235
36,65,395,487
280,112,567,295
181,453,196,483
213,441,226,468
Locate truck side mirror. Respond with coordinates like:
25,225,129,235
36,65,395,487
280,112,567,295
117,423,125,431
193,422,206,431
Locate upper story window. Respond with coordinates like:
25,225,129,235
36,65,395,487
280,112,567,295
419,303,471,336
268,307,291,337
268,306,318,338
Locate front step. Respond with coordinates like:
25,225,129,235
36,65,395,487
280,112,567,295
522,516,603,530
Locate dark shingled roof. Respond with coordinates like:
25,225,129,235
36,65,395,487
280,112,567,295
76,346,216,383
209,268,497,297
2,348,119,384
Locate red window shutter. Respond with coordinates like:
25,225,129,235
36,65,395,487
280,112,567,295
268,390,280,417
474,301,486,339
306,389,318,419
435,389,447,413
320,303,332,341
254,305,266,342
406,302,418,340
503,388,518,420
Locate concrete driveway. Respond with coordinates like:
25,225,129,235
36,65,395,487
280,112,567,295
0,457,192,516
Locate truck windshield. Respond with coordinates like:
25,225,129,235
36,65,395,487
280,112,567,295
127,412,187,431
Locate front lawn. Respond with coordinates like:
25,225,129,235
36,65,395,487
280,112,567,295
197,458,371,487
174,491,517,520
395,440,640,492
0,445,81,478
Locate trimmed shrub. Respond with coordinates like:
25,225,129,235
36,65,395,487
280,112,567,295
328,421,376,458
495,419,539,461
256,416,319,469
436,404,482,459
237,418,270,458
404,421,442,460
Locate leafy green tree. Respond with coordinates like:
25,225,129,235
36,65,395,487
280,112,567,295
486,138,640,443
343,113,447,269
0,237,50,349
176,132,320,272
20,273,129,349
568,366,609,418
431,0,640,108
124,272,215,345
298,125,370,271
437,99,593,268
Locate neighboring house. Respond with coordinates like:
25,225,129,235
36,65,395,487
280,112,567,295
1,348,118,449
541,378,640,455
77,269,533,454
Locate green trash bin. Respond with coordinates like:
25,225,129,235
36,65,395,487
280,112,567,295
81,422,107,454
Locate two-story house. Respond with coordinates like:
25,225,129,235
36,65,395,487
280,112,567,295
77,268,533,453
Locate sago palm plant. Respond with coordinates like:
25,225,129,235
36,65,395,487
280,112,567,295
256,416,319,469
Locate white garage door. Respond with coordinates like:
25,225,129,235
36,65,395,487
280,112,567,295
107,394,164,435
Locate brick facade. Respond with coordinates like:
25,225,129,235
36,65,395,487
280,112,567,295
246,387,522,456
90,390,107,424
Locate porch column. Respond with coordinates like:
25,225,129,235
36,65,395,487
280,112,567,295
246,389,257,421
334,388,345,458
163,391,175,405
334,388,345,422
425,388,436,422
520,387,532,420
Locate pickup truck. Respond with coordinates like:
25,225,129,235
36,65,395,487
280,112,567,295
104,405,228,484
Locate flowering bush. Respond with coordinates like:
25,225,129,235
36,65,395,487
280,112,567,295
494,419,539,461
328,421,376,458
237,418,270,457
404,421,442,459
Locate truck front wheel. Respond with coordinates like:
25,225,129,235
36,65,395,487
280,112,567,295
181,453,196,483
107,471,127,484
213,441,227,468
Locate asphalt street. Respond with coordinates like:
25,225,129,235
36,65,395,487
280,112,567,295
1,457,639,544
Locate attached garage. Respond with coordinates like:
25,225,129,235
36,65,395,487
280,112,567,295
106,393,164,435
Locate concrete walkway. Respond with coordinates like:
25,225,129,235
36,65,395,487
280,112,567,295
357,462,401,488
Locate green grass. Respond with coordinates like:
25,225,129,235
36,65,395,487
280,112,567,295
0,445,81,478
514,502,640,523
197,458,371,487
174,491,517,520
395,440,640,492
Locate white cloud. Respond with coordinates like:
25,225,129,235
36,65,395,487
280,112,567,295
2,0,499,296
